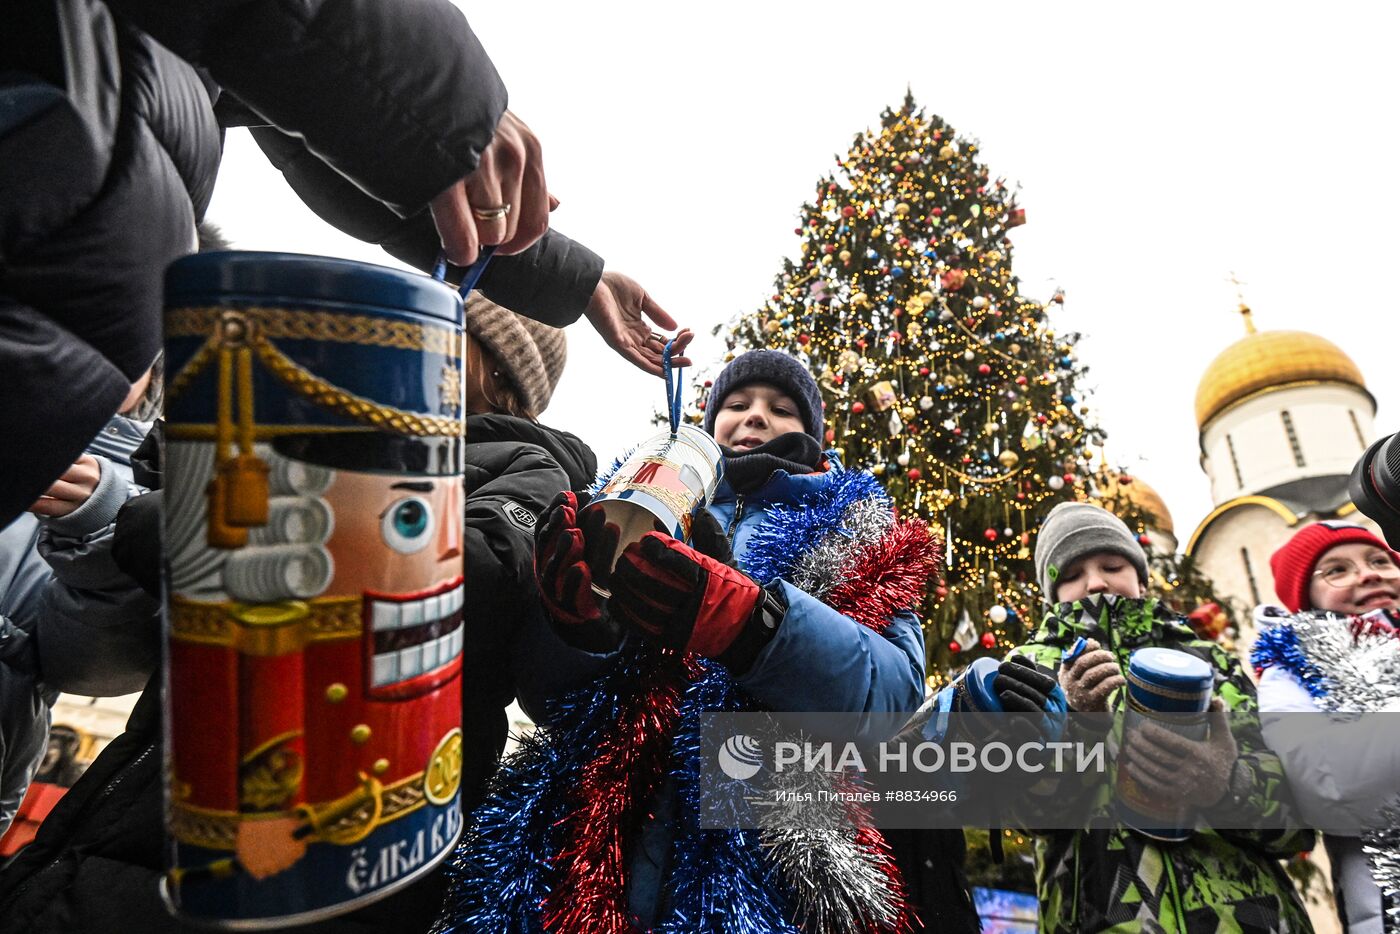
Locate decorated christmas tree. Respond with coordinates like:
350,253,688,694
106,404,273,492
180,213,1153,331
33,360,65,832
697,93,1229,678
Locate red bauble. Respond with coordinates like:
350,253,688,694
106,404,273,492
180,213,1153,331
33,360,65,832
809,219,819,227
978,363,992,375
822,244,835,254
842,206,855,217
935,586,949,598
798,333,811,345
907,468,922,481
949,640,962,654
1015,376,1027,385
980,631,997,650
1062,472,1076,484
951,427,962,436
961,455,972,464
983,528,998,542
1138,534,1151,546
825,429,836,443
931,207,943,217
703,379,713,388
919,367,930,376
851,401,866,414
899,237,910,247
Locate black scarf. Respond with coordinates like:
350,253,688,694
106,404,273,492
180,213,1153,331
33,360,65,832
720,432,823,494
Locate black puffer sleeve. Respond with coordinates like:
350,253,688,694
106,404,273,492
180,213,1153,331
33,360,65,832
247,124,603,327
109,0,506,215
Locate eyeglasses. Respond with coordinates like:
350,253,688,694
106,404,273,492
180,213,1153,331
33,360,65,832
1312,554,1400,588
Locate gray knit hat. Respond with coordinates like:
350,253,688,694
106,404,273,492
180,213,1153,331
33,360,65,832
1034,501,1148,602
464,293,567,417
702,350,824,441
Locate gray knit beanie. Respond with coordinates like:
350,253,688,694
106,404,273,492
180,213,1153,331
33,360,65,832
464,293,567,417
702,350,824,441
1034,501,1148,602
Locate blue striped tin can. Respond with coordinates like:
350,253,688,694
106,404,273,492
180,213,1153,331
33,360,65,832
1116,647,1214,841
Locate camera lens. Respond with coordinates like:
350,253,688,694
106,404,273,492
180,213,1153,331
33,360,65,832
1350,432,1400,549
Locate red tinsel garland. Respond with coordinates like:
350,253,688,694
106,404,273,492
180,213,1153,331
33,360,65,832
825,519,942,633
542,653,697,934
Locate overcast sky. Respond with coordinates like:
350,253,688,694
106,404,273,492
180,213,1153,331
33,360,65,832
208,1,1400,543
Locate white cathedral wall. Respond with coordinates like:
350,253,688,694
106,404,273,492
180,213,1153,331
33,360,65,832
1200,383,1376,504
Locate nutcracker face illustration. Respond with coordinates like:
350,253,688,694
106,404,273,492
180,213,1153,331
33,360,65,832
161,253,466,928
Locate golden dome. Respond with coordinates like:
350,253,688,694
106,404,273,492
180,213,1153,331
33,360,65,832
1195,329,1366,428
1101,475,1173,535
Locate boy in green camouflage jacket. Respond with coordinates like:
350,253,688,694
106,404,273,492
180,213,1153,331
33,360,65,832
1010,502,1314,933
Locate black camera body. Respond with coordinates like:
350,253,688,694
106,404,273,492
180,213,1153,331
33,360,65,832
1350,432,1400,549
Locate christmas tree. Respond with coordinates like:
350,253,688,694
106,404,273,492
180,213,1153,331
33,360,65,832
698,93,1228,678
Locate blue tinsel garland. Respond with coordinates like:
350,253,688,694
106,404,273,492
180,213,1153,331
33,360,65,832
741,468,887,587
1250,624,1331,700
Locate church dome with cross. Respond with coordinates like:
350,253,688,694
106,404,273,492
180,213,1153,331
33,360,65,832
1186,302,1380,614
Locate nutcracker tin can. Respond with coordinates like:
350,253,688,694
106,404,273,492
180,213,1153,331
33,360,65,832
1115,646,1213,842
160,253,466,927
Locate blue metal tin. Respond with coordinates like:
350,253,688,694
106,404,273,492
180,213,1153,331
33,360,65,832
162,252,467,928
1117,647,1213,841
953,657,1005,714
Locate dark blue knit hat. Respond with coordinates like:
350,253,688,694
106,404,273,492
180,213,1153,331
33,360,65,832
703,350,824,441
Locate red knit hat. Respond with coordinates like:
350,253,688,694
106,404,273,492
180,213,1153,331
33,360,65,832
1269,522,1400,611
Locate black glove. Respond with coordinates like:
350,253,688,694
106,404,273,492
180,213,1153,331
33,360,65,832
688,509,735,566
113,490,163,598
993,655,1060,712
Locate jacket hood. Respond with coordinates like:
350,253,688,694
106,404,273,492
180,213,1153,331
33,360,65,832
466,413,597,490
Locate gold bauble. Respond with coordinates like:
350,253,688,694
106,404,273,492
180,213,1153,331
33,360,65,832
983,421,998,435
1008,343,1021,354
852,291,870,308
901,406,917,420
871,463,886,476
764,320,781,334
838,249,852,262
998,450,1020,468
1010,401,1024,413
1054,404,1069,416
895,202,911,216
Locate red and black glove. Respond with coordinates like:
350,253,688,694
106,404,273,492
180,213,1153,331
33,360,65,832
533,491,622,652
609,518,776,664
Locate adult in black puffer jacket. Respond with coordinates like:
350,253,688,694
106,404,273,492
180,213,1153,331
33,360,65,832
1,0,611,530
0,305,596,933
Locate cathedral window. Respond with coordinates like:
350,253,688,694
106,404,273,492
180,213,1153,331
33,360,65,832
1349,410,1367,450
1226,434,1244,488
1240,547,1262,606
1280,410,1305,468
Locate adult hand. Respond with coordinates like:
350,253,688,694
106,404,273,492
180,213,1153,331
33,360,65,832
1057,638,1125,712
1120,697,1238,809
610,532,761,658
30,455,100,518
533,491,622,652
430,110,550,266
584,271,693,376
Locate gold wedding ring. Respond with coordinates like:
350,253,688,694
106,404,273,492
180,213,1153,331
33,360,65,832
471,203,512,221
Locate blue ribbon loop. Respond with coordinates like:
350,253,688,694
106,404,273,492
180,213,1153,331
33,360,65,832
432,244,498,296
663,339,683,435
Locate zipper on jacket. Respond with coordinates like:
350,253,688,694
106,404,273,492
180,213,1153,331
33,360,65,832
726,495,745,545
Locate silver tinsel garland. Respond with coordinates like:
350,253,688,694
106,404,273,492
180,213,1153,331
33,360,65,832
1269,612,1400,919
788,498,893,602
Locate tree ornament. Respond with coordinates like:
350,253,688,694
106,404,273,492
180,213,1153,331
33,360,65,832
871,463,885,476
1047,475,1065,491
983,528,998,542
949,640,962,654
980,631,998,650
900,405,916,421
851,401,866,414
963,349,976,362
998,449,1020,468
978,363,992,375
907,467,921,480
988,605,1008,624
838,249,852,263
940,268,967,291
895,202,911,216
897,450,911,467
864,381,897,411
971,296,988,310
919,395,934,411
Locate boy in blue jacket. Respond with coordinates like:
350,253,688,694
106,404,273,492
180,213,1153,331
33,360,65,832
445,350,936,934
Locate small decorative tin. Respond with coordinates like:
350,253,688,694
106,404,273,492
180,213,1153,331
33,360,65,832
1116,646,1214,841
161,253,466,927
952,656,1005,714
583,424,723,574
